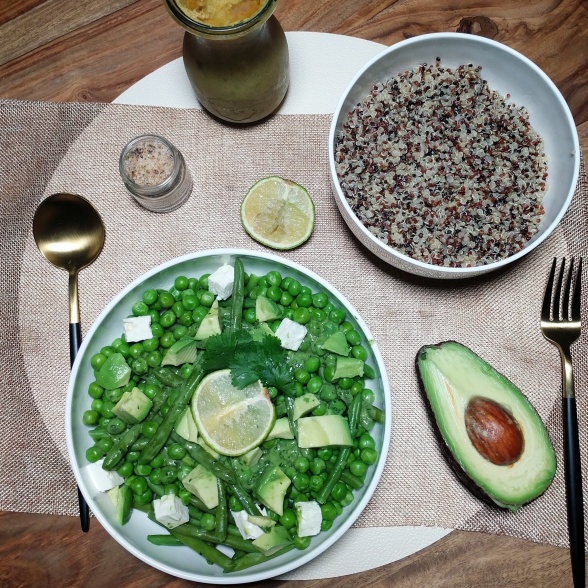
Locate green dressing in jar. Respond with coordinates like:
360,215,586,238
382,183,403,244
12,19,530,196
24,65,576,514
164,0,289,124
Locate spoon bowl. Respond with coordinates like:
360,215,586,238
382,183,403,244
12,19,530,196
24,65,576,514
32,192,105,532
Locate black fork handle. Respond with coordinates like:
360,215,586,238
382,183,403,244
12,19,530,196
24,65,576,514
70,321,91,532
563,396,585,588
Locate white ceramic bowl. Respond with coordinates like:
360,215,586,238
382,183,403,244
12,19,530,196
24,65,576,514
66,248,391,584
329,33,580,279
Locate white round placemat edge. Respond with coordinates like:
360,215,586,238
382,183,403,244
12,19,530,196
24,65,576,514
114,30,452,580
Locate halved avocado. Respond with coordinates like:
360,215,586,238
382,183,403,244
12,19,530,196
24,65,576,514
416,341,556,511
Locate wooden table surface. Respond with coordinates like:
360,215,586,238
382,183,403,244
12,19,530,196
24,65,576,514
0,1,586,587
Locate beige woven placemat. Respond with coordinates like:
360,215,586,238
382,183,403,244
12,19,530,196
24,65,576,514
1,98,586,550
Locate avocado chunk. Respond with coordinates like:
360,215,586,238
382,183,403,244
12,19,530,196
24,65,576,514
332,356,364,380
321,331,350,356
194,299,221,340
416,341,556,511
112,387,153,424
297,415,353,448
182,464,219,509
292,393,320,420
174,406,199,442
161,337,198,366
266,417,294,440
252,525,292,555
256,295,282,322
95,352,131,390
254,465,291,516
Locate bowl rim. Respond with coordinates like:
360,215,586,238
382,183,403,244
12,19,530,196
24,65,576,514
328,32,580,277
65,247,392,583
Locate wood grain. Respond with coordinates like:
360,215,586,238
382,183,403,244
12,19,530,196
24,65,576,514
0,1,586,586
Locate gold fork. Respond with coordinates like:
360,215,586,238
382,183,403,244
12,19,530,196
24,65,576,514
541,257,585,588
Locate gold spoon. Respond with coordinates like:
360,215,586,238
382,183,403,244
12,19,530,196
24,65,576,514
33,192,105,533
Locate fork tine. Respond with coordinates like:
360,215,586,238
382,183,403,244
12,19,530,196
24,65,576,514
572,257,582,322
563,257,574,321
542,258,557,320
554,258,566,321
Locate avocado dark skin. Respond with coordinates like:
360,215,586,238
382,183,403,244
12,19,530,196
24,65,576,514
415,341,556,512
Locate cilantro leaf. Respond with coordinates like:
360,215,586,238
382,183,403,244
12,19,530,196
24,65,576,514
202,329,252,372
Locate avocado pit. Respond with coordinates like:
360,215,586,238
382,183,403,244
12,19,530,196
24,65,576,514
465,396,524,466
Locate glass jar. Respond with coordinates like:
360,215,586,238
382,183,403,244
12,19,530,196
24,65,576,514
119,134,193,213
164,0,289,124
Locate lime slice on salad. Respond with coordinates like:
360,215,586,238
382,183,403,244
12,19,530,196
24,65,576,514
191,369,276,456
240,176,315,250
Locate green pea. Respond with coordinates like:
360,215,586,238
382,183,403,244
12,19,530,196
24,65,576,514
85,446,103,463
317,448,332,461
294,535,311,550
294,368,310,385
88,382,104,399
179,488,192,505
309,474,323,492
321,519,333,532
320,502,337,521
304,356,320,373
160,466,178,484
361,448,378,465
150,323,164,338
182,294,198,311
132,301,149,316
358,434,376,452
90,353,107,370
350,460,368,477
266,285,282,301
338,377,353,390
312,402,327,416
293,473,310,491
126,451,140,463
323,365,336,382
362,388,375,404
128,343,144,359
243,308,256,324
142,289,158,306
158,291,175,308
167,444,187,460
142,337,159,352
117,461,133,478
293,307,311,324
134,463,152,477
350,381,364,396
100,401,115,419
279,509,297,529
306,376,322,394
311,309,327,322
363,363,376,380
82,410,99,426
266,270,282,287
141,420,159,438
351,345,368,361
134,489,154,506
312,292,328,308
174,276,189,291
159,332,175,348
149,469,162,485
106,417,126,435
310,458,326,475
280,291,294,306
159,310,176,328
229,495,243,512
200,513,216,531
329,308,346,324
296,293,312,308
192,306,209,321
294,456,310,473
146,350,162,368
130,476,149,495
287,279,301,296
320,384,337,402
199,291,215,307
164,483,180,496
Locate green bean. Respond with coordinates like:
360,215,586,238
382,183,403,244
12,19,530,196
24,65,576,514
230,258,245,332
340,469,364,490
147,534,183,546
102,424,141,470
170,431,236,484
169,528,233,572
139,367,205,465
348,392,363,438
229,481,261,516
174,522,259,553
215,479,228,541
225,545,295,573
285,396,298,439
367,405,385,424
188,495,216,515
152,366,185,389
145,477,165,497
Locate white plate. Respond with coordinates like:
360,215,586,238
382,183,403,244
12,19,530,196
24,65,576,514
66,249,391,583
113,31,451,580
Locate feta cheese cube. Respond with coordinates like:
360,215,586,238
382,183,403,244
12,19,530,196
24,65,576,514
295,500,322,537
208,264,234,300
122,315,152,343
83,458,124,493
231,510,265,540
153,494,189,529
275,318,307,351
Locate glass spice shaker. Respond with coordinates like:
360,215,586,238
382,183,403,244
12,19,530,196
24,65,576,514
164,0,289,124
119,134,193,213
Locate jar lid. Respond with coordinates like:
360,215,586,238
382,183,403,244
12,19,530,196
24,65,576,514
164,0,276,35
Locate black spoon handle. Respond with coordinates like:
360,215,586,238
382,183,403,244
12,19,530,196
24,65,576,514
70,321,90,533
563,396,585,588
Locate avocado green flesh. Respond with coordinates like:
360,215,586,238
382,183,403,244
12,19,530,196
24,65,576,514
417,342,556,510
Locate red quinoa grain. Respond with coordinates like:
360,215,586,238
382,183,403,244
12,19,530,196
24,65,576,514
334,61,548,267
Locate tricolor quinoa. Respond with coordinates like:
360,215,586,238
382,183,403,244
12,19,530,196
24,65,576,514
334,60,548,267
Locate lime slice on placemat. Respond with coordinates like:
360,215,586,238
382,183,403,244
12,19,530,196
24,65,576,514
241,176,315,250
191,369,276,456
